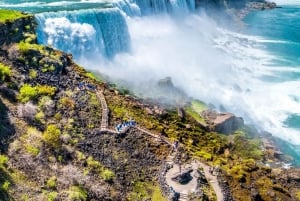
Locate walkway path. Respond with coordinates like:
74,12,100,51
198,162,224,201
96,91,109,130
95,90,223,201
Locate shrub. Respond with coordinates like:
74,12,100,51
42,125,61,148
59,97,75,109
47,192,57,201
17,41,44,54
0,155,8,167
25,145,39,156
36,85,56,96
2,180,10,191
67,186,87,201
46,176,56,189
23,127,42,156
0,10,29,23
35,111,45,124
101,169,115,182
0,63,11,82
18,84,38,103
18,84,56,103
29,69,38,79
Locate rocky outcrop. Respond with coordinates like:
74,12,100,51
201,110,244,134
0,15,35,47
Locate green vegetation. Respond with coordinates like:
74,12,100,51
128,181,166,201
1,181,10,191
58,97,75,109
86,156,115,181
21,127,42,157
18,84,56,103
46,176,56,189
0,63,11,82
67,186,87,201
0,10,29,23
101,169,115,182
42,124,61,148
29,69,38,79
231,130,263,160
17,41,44,54
190,100,208,113
0,155,8,168
185,107,207,126
295,190,300,199
46,191,57,201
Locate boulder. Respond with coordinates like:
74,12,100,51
204,111,244,134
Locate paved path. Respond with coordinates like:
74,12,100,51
96,90,223,201
198,162,223,201
96,91,108,130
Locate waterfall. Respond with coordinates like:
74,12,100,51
35,8,130,59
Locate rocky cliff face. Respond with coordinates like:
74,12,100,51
0,14,35,47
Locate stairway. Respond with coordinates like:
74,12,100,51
178,193,188,201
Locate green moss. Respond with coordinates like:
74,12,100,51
0,10,30,23
29,69,38,79
42,124,61,148
22,127,42,157
46,191,57,201
35,111,45,124
232,130,263,160
295,190,300,199
25,145,39,157
67,186,87,201
46,176,56,189
100,169,115,182
17,41,44,54
185,107,207,126
0,63,11,82
191,100,208,113
0,155,8,168
1,180,10,191
59,97,75,109
128,181,166,201
18,84,56,103
18,84,37,103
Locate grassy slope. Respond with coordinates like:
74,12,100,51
0,9,29,23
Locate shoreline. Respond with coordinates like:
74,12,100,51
236,1,278,19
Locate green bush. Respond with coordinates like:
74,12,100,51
18,84,56,103
42,125,61,148
17,41,44,54
101,169,115,182
29,69,38,79
47,191,57,201
2,180,10,191
46,176,56,189
25,145,40,157
0,155,8,167
0,10,29,23
0,63,11,82
18,84,37,103
67,186,87,201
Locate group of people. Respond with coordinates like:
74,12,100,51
115,120,136,133
78,82,97,91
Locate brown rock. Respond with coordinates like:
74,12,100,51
212,112,244,134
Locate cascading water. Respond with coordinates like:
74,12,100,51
1,0,300,165
35,8,130,58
